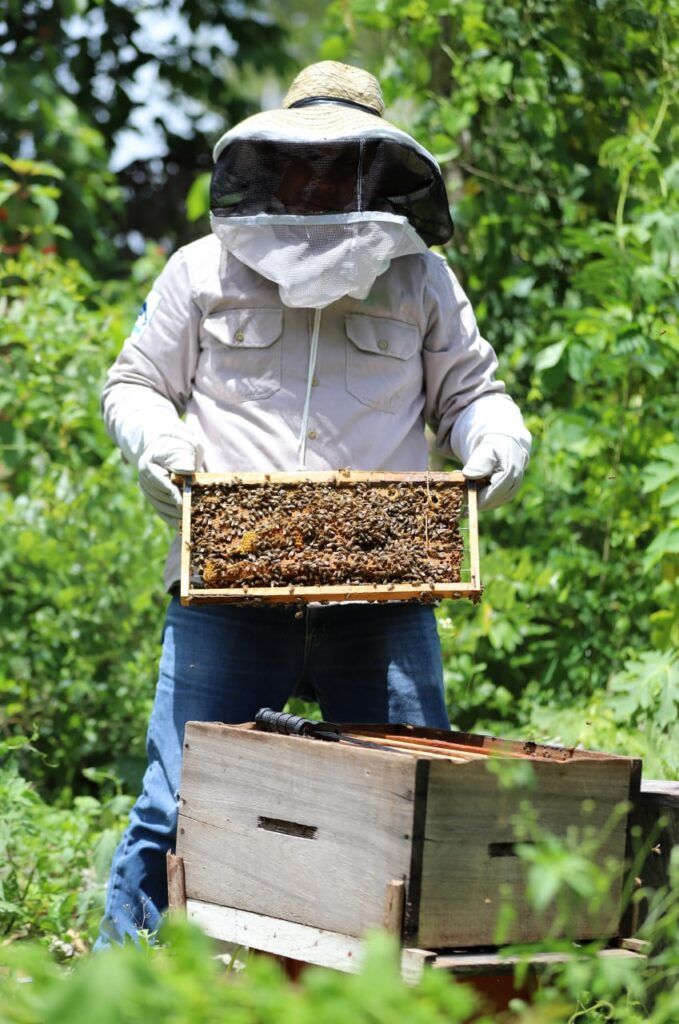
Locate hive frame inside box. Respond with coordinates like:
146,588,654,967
177,470,480,605
171,722,643,981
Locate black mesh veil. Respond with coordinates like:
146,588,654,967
210,137,453,247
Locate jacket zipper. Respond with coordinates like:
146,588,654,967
297,307,322,469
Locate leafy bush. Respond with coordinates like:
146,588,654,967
0,925,484,1024
0,1,291,269
0,852,676,1024
0,754,130,946
0,247,170,793
0,694,676,1022
327,0,679,775
489,757,679,1021
1,11,677,1015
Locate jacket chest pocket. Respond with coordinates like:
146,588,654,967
202,309,283,403
345,314,422,414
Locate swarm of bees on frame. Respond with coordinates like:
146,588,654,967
189,479,466,594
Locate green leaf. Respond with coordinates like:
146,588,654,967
642,447,679,493
643,528,679,570
0,179,19,204
527,864,560,910
184,173,210,223
319,34,348,61
535,340,567,371
0,153,65,179
502,275,536,298
1,735,34,751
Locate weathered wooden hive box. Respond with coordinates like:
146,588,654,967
176,722,640,949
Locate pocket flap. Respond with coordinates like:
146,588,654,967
203,309,283,349
345,314,420,361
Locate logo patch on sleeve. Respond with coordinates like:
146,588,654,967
131,289,162,338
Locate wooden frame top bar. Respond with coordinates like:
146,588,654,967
175,470,468,486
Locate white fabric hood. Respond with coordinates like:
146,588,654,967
210,211,427,309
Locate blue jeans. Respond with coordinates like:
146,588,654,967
95,597,448,946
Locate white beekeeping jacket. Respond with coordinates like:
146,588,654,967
101,235,531,590
103,94,530,588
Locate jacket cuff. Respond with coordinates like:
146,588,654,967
450,393,532,464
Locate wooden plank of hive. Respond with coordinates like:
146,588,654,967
186,899,367,972
466,480,480,591
430,946,646,975
185,582,479,604
179,475,192,604
413,757,637,948
176,722,417,939
626,779,679,933
166,851,186,909
184,899,644,982
347,722,636,763
185,899,438,980
383,879,406,934
184,470,468,486
344,734,484,761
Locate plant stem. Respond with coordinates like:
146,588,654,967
616,89,671,248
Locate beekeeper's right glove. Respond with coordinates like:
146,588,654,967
138,435,202,527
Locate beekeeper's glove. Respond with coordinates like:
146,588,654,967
462,433,528,510
138,435,202,527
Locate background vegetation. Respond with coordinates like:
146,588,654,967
0,0,677,1018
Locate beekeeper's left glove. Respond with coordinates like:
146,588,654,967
462,433,528,510
138,435,202,527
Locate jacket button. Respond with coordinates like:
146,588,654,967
234,330,245,342
307,428,317,440
377,338,389,351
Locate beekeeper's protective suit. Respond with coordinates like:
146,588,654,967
96,62,531,946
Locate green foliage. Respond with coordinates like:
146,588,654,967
0,247,170,791
486,760,679,1021
1,8,677,1020
0,924,484,1024
0,802,675,1019
0,754,129,945
0,154,72,255
185,173,212,223
330,0,679,775
0,1,291,267
508,854,679,1023
0,77,121,268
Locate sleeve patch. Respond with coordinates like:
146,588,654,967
131,289,163,338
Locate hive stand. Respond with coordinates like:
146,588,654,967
167,858,647,985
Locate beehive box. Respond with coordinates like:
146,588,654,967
176,470,480,604
176,722,641,949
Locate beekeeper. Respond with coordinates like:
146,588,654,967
97,62,531,946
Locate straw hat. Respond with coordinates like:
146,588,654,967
213,61,432,164
282,61,385,116
210,61,454,247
